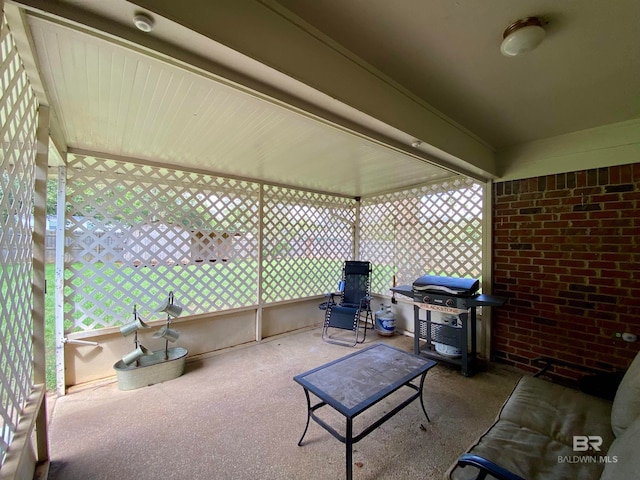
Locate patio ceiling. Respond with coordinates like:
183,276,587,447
6,0,640,197
10,5,459,198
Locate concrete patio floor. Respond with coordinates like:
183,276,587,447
45,327,522,480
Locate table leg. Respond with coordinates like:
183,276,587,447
346,417,353,480
297,388,312,446
418,372,430,422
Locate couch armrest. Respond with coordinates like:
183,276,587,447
457,454,525,480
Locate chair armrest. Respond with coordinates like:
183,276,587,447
532,356,616,378
457,454,525,480
360,295,371,307
319,292,341,311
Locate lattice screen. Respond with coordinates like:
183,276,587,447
360,177,484,295
65,156,483,330
64,155,260,331
261,186,355,303
0,14,38,465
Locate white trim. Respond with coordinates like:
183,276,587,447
0,385,45,480
497,119,640,181
54,166,67,396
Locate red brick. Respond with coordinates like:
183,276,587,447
520,192,544,201
603,201,634,210
570,219,601,228
492,162,639,375
590,210,620,219
609,166,621,184
592,193,622,203
620,164,635,182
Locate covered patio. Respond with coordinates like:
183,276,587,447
1,4,492,477
1,1,638,479
46,328,521,480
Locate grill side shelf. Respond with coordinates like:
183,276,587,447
466,294,507,307
390,285,413,298
391,286,506,308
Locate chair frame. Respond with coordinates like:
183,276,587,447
321,261,373,346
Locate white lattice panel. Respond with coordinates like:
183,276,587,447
0,14,38,464
261,186,355,302
360,177,484,295
65,155,260,330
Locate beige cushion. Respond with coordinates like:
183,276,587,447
601,416,640,480
500,376,613,448
611,351,640,437
446,376,614,480
448,419,607,480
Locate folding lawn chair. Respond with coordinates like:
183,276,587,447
321,260,373,346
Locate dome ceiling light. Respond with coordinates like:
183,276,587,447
500,17,546,57
133,12,155,33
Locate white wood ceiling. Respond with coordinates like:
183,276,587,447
27,16,456,197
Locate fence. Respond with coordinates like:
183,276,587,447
62,154,483,333
0,12,39,467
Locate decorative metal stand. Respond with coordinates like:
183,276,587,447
113,291,188,390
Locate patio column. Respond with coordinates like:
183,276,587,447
353,197,360,260
54,165,67,395
256,184,265,341
481,179,494,360
33,104,50,463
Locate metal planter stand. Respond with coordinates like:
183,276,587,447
113,292,188,390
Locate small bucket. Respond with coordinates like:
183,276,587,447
122,345,152,365
158,292,183,318
152,326,180,343
159,302,183,318
120,317,150,336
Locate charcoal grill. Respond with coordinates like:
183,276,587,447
392,275,505,376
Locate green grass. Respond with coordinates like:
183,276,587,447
42,260,345,390
41,260,403,391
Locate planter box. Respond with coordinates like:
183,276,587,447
113,347,188,391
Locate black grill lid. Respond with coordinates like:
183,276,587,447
412,275,480,296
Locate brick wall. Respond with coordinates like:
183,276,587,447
492,163,640,383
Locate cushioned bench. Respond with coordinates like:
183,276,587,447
446,351,640,480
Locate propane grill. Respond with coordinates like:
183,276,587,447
412,275,480,310
392,275,505,376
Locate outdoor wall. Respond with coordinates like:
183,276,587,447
261,298,323,338
65,300,322,386
492,162,640,383
62,294,338,386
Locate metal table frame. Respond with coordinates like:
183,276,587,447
293,343,437,480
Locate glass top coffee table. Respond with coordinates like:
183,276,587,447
293,343,437,479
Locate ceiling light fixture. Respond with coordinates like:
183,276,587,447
133,13,155,33
500,17,545,57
